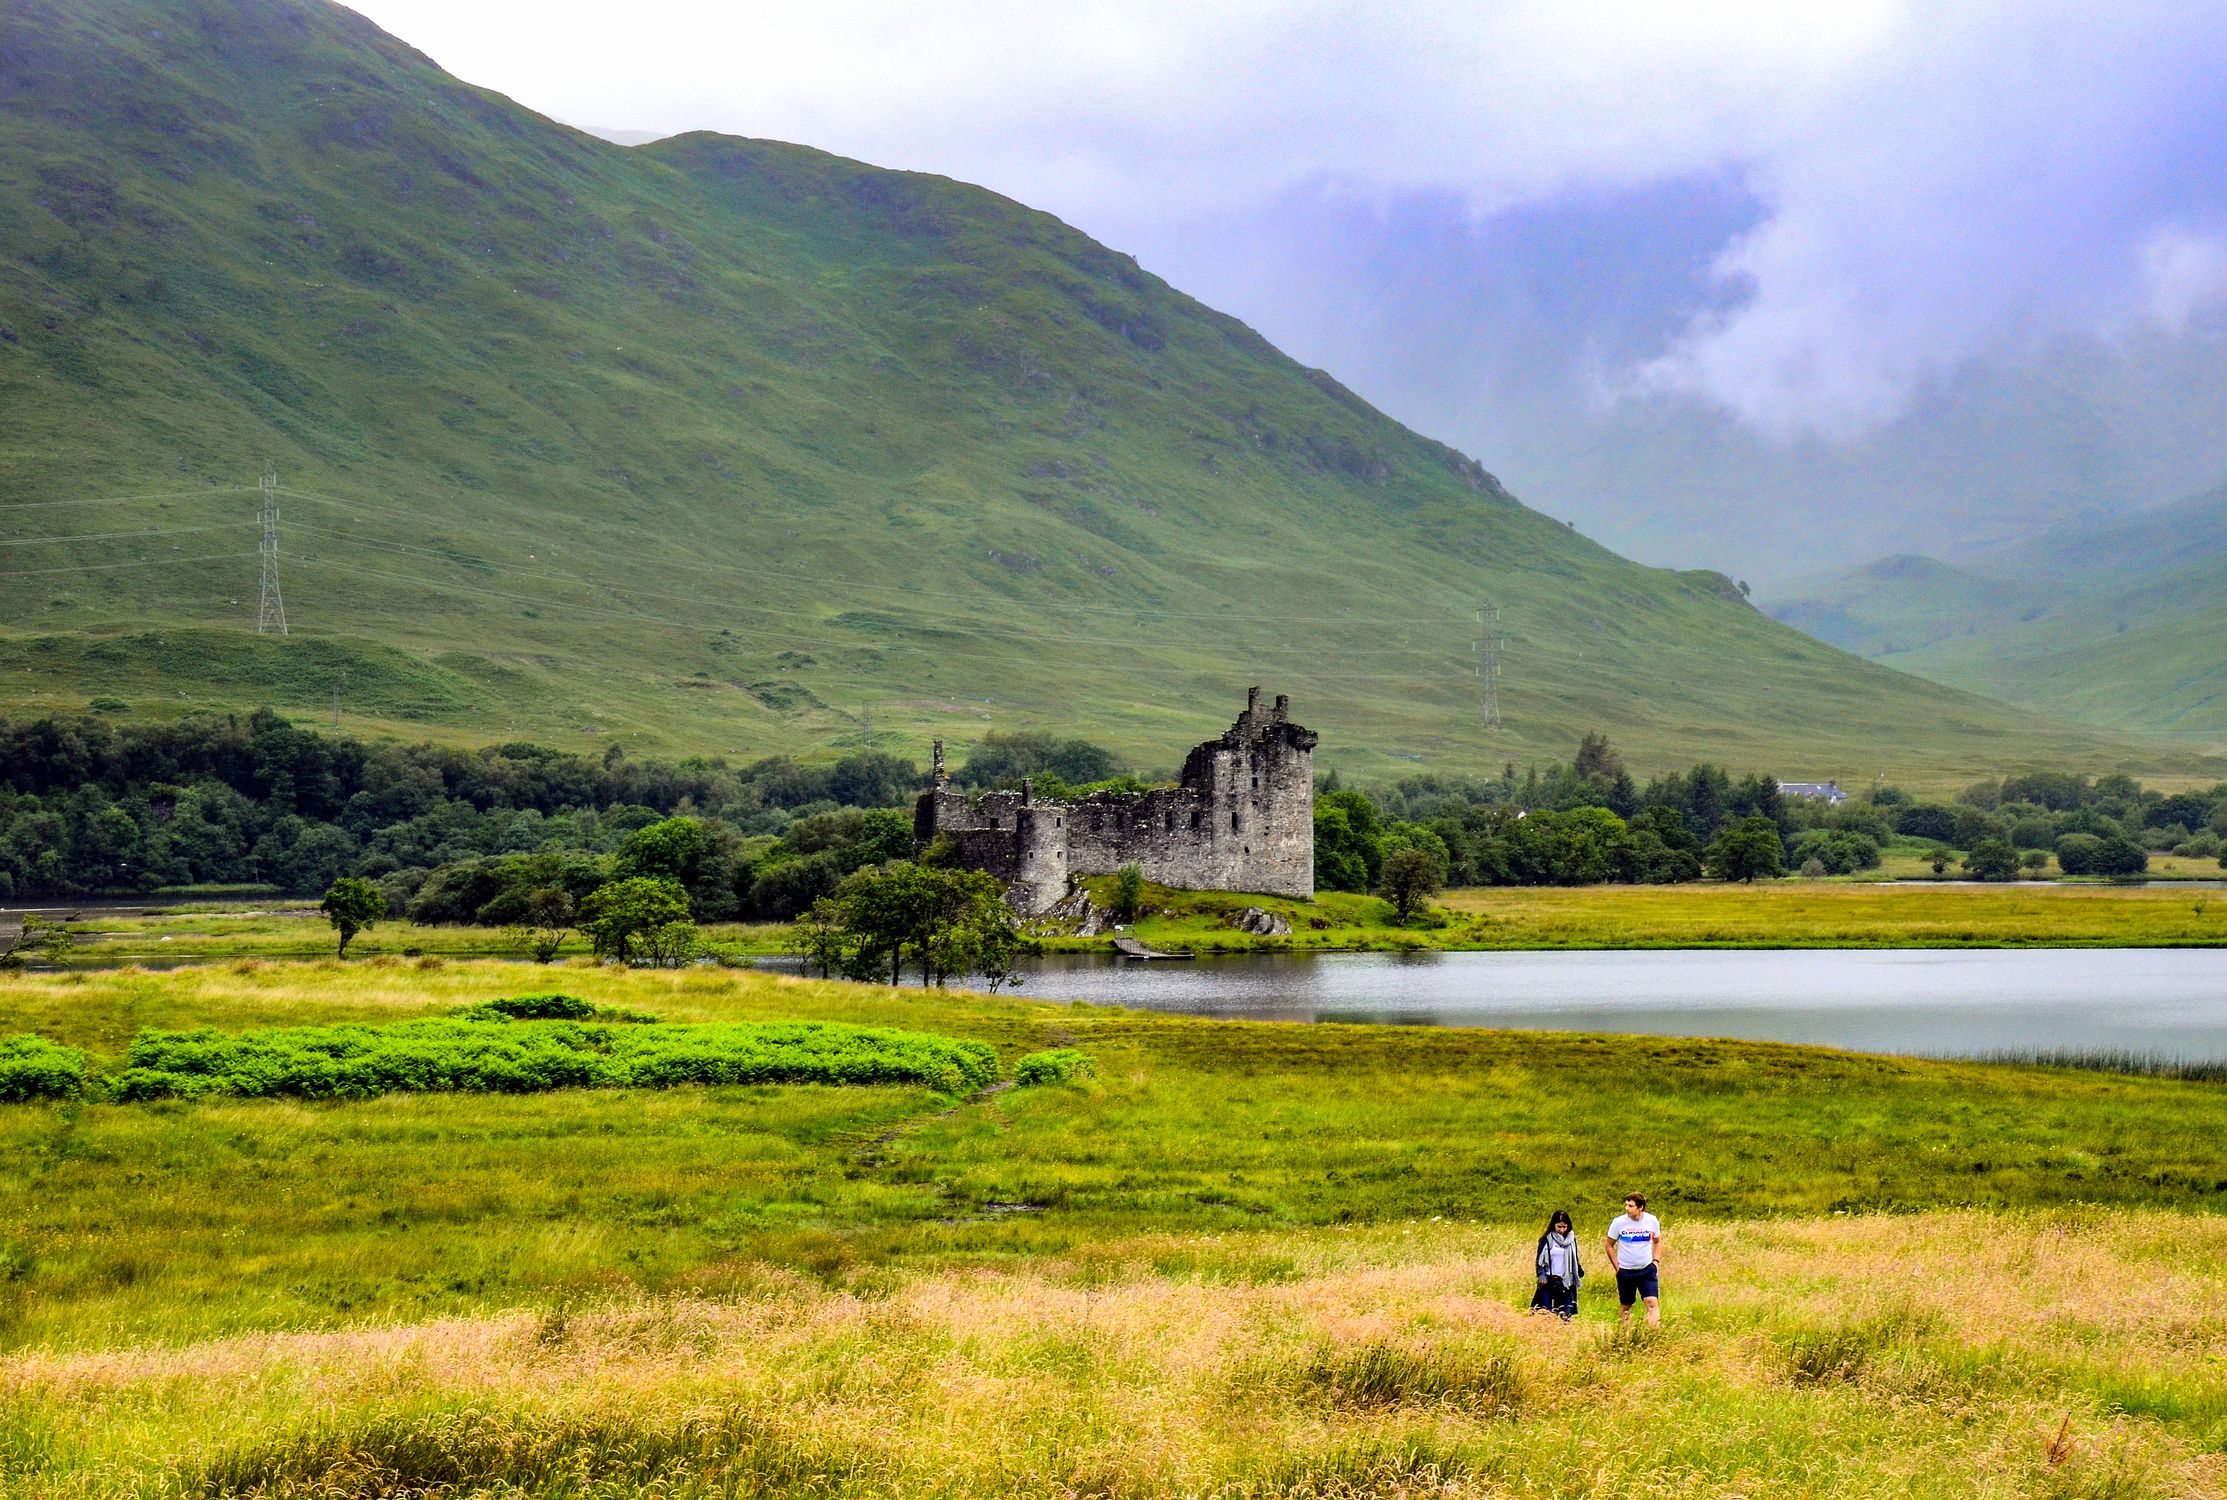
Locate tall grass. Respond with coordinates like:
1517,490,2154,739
186,1404,859,1499
5,1213,2222,1498
1288,1337,1523,1414
1975,1049,2227,1083
9,959,2227,1350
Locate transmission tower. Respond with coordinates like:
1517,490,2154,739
1475,602,1503,731
255,462,287,636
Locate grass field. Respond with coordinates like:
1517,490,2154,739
6,959,2227,1493
8,1212,2222,1498
7,960,2227,1338
1869,848,2227,880
1058,878,2227,953
17,878,2227,970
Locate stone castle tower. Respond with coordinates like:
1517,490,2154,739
915,688,1317,914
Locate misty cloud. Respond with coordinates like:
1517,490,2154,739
352,0,2227,443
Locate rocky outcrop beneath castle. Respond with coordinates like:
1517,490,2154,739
1037,884,1109,936
916,689,1316,916
1233,906,1292,937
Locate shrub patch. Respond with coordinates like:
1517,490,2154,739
0,1033,89,1102
105,1018,998,1101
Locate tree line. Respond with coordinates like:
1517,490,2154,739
0,710,923,903
1313,733,2227,891
6,712,2218,920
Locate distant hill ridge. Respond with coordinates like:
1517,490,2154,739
0,0,2205,783
1765,486,2227,740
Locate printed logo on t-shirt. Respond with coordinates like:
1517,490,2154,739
1609,1212,1661,1270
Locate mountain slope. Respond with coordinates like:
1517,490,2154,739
1763,555,2048,659
0,0,2206,783
1766,487,2227,740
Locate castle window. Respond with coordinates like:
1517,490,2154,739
1232,811,1243,833
1055,817,1062,828
1165,810,1175,832
1251,773,1258,790
1190,810,1202,830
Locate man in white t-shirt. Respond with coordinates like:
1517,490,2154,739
1605,1193,1663,1326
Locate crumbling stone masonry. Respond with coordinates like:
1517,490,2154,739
915,688,1317,914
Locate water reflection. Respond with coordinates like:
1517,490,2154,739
940,948,2227,1060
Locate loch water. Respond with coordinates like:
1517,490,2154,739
961,948,2227,1061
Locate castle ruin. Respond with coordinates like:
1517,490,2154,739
915,688,1317,914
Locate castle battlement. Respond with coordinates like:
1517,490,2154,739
916,688,1317,914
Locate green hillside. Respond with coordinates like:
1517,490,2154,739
0,0,2207,784
1764,554,2047,659
1767,488,2227,743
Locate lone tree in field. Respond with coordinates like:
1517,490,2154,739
1111,863,1146,924
822,861,1022,987
578,875,695,966
1705,815,1784,883
1378,846,1444,922
514,886,575,963
318,876,387,957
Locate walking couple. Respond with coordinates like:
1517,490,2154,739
1529,1193,1663,1325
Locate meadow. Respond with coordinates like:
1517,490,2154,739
3,958,2227,1493
9,1213,2222,1498
1051,878,2227,954
7,959,2227,1336
27,877,2227,972
5,957,2227,1492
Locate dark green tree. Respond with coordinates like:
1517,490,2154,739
612,815,710,886
2090,834,2151,877
513,886,574,963
1312,797,1381,893
1962,837,2019,882
318,876,387,957
578,876,693,964
1573,731,1624,785
1378,845,1443,922
1111,863,1146,924
1705,816,1784,882
788,896,859,979
825,862,1019,987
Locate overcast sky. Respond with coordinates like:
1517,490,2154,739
348,1,2227,572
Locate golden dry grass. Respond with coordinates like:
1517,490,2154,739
6,1211,2223,1497
1436,881,2227,949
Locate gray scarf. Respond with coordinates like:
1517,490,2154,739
1536,1228,1582,1285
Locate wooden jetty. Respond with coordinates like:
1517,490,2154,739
1112,936,1194,961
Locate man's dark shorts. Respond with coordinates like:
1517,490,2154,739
1616,1264,1660,1305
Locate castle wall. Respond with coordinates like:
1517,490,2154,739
917,689,1315,914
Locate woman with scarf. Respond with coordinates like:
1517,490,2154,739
1530,1209,1583,1319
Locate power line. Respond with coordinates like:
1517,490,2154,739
256,462,287,636
0,550,256,579
287,555,1463,684
0,479,1485,631
273,485,1470,629
288,550,1456,659
0,524,235,547
0,486,258,512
